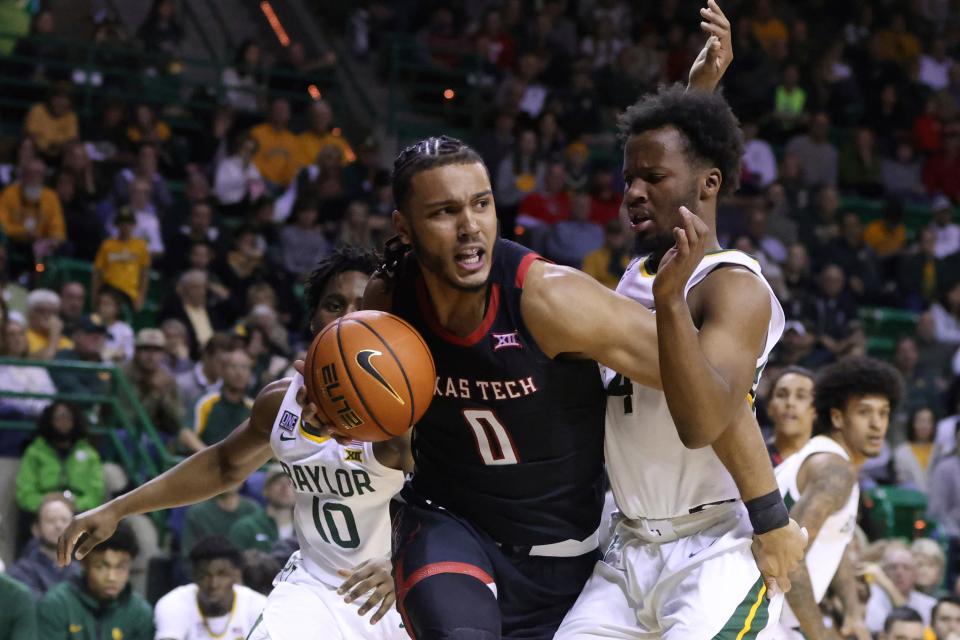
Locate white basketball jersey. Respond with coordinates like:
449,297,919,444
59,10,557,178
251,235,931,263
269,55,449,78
776,435,859,628
270,374,405,587
603,250,785,520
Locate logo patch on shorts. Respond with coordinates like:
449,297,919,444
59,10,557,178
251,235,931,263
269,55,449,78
492,331,522,351
345,449,362,462
278,410,299,432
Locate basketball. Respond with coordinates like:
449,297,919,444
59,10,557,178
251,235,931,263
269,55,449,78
303,310,436,442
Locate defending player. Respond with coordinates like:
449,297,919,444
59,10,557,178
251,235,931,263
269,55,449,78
555,69,791,637
58,247,413,640
773,357,902,640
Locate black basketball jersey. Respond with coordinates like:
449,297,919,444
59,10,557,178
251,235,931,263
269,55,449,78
391,239,605,546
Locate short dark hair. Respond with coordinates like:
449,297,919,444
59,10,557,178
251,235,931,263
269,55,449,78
391,135,487,211
813,356,903,435
303,245,380,331
770,366,816,392
933,595,960,623
617,84,743,195
884,606,923,632
97,521,139,558
188,535,242,571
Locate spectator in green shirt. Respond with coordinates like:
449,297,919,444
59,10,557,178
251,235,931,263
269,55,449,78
179,349,253,452
181,489,262,560
0,573,37,640
229,467,296,552
37,522,153,640
15,401,105,517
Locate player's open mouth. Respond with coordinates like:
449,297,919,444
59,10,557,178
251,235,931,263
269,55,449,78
455,246,486,272
628,210,654,232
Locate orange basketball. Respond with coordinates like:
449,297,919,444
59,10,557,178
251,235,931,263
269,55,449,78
304,310,436,442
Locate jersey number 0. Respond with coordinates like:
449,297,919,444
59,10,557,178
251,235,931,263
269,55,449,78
463,409,520,465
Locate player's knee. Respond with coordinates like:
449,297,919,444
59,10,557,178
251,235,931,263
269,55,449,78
402,572,500,639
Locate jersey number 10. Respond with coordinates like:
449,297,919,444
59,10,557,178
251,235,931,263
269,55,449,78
312,497,360,549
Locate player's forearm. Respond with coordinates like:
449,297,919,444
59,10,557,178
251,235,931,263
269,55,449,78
787,563,831,639
655,296,736,447
108,438,253,518
712,407,778,501
831,546,864,621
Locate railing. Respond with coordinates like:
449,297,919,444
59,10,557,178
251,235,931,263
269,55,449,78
0,357,176,532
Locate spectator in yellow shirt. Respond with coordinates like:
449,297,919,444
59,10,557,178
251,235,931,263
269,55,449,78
92,207,151,311
864,198,908,259
0,158,65,275
297,100,355,168
249,97,300,189
23,83,78,161
749,0,788,55
582,220,633,289
25,288,71,359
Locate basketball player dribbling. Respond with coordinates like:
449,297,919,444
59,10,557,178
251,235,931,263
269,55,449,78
58,248,414,640
295,4,803,637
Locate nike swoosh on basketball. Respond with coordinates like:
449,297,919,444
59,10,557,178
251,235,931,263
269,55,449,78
356,349,406,405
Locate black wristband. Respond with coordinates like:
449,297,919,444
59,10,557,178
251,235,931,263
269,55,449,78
745,489,789,535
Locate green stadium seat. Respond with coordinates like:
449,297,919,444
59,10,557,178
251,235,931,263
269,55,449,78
865,487,930,540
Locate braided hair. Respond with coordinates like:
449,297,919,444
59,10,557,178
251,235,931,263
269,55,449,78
382,135,488,277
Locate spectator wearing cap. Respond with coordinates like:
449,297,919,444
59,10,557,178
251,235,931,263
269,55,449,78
8,494,78,596
0,157,65,273
51,314,109,396
24,82,78,160
92,206,151,311
25,288,71,359
250,97,301,190
228,468,295,552
582,219,632,290
37,522,153,639
930,195,960,259
15,402,104,520
180,349,253,452
123,328,183,438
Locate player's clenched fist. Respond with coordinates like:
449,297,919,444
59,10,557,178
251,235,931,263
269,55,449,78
751,519,808,595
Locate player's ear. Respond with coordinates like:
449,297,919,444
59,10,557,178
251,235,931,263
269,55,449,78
830,407,844,431
701,168,722,200
393,209,411,245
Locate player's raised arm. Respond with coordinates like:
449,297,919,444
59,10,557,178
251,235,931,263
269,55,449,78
687,0,733,93
57,379,282,565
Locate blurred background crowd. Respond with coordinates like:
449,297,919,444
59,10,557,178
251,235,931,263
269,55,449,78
0,0,959,638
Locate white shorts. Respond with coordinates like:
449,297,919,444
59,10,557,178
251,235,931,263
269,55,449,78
247,553,407,640
555,504,784,639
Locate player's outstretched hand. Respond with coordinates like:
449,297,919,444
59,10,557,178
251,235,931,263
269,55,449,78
337,556,397,625
750,518,808,596
57,503,121,566
688,0,733,93
653,206,708,300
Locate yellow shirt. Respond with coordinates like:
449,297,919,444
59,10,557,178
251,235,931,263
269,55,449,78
24,103,78,154
582,247,631,290
27,328,72,356
863,220,906,258
0,184,66,242
751,18,788,53
126,121,172,144
297,130,356,167
911,442,932,471
250,123,302,187
94,237,150,303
